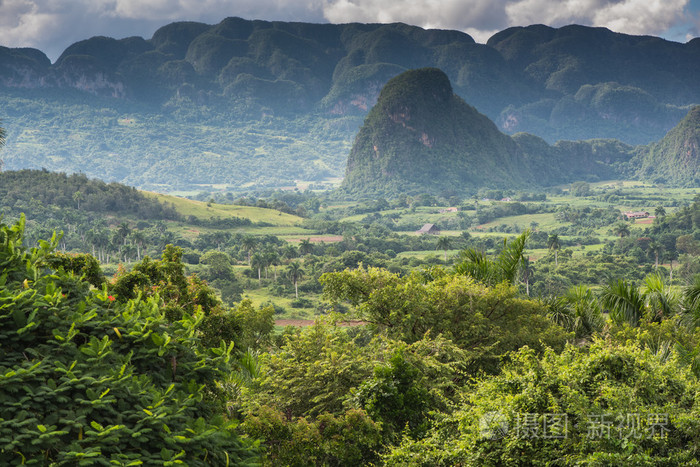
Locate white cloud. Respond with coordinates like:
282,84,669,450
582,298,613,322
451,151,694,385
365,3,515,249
505,0,688,37
322,0,509,34
321,0,693,41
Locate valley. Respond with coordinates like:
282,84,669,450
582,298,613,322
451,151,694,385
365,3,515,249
4,15,700,466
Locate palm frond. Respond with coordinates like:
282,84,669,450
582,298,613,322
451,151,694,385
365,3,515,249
601,279,645,327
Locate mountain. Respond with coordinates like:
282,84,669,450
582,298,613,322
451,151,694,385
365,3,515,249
342,68,639,196
342,68,532,196
0,18,698,191
632,106,700,186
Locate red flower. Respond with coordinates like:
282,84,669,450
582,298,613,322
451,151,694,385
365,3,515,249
108,295,116,302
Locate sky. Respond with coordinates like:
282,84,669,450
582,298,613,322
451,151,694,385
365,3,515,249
1,0,700,63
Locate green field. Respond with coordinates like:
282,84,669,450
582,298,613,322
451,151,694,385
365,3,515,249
145,192,304,225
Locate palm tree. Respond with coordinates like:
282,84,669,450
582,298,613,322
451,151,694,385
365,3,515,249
613,222,630,238
282,244,298,261
251,251,265,282
72,190,84,209
263,248,279,280
648,240,664,268
436,236,452,262
520,254,534,296
0,120,5,170
455,230,530,286
641,274,678,322
602,274,680,328
680,276,700,328
299,238,313,256
287,261,304,299
564,286,605,338
655,205,666,218
130,231,146,261
547,234,560,267
211,231,230,251
116,222,131,245
601,279,645,327
241,235,258,266
268,249,281,281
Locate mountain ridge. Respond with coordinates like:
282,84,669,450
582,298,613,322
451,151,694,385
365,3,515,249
342,68,696,196
1,18,699,191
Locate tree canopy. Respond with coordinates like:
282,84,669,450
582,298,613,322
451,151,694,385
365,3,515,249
0,216,258,464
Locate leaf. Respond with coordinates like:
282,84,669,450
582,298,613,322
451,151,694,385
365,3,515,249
37,425,47,433
151,333,164,346
11,308,26,328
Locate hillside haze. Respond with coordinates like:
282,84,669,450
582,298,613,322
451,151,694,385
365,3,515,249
1,18,699,191
343,68,642,196
343,68,529,195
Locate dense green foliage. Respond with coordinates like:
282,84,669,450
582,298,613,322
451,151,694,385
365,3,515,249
5,162,700,464
384,341,700,465
0,169,179,219
320,266,570,373
0,217,259,464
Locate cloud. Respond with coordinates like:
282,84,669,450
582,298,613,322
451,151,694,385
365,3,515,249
322,0,509,35
321,0,692,41
505,0,689,36
103,0,325,22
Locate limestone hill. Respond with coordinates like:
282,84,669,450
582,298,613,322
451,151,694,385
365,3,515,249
342,68,635,197
633,106,700,186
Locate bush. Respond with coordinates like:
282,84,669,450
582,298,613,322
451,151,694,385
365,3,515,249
0,216,258,464
291,297,313,308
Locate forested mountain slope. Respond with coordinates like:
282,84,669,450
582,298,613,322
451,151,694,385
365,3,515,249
1,18,698,190
343,68,640,196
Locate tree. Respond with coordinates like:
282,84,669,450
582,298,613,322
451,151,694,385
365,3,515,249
435,236,452,262
601,278,646,326
641,273,678,322
288,261,305,298
116,221,131,245
547,234,560,266
0,120,5,171
299,238,314,256
251,251,265,282
676,234,699,256
0,216,258,464
264,248,280,280
655,205,667,218
241,235,257,266
282,243,298,261
648,240,665,268
613,222,630,238
542,286,604,339
130,230,147,260
72,190,84,209
385,341,700,465
455,230,531,286
200,250,233,280
520,254,534,296
321,265,569,373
